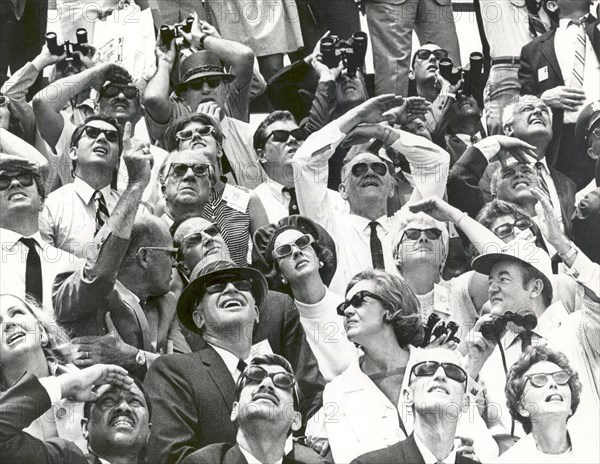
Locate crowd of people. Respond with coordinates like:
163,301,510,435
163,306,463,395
1,0,600,463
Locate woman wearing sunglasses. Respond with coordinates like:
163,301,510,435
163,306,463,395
253,215,357,382
497,345,597,463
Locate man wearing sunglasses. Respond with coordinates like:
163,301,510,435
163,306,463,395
52,137,190,379
293,94,450,295
181,354,307,464
352,348,478,464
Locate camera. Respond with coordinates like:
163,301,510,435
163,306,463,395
320,32,369,77
160,17,194,46
480,309,537,341
421,313,461,346
46,29,90,61
438,52,486,107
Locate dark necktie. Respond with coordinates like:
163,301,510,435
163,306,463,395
20,238,43,304
534,162,553,205
237,359,248,374
93,190,110,235
282,187,299,216
520,331,533,351
369,222,385,269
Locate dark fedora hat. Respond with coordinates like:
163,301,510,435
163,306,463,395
177,260,268,333
176,50,235,91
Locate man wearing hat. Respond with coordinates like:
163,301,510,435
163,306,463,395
0,152,76,311
144,15,265,189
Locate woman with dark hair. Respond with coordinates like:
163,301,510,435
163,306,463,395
0,294,87,451
253,215,357,381
497,344,597,463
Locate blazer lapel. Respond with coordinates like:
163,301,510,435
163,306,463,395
586,17,600,61
404,434,426,464
224,444,249,464
539,30,563,80
198,344,236,413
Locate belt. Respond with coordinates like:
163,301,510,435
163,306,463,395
491,57,520,66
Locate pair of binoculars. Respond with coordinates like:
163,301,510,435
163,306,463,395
439,52,486,107
160,17,194,46
421,313,460,346
320,32,368,78
46,29,89,61
480,309,537,341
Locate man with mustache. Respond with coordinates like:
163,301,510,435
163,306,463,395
0,363,152,464
181,354,304,464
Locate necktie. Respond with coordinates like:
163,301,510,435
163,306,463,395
520,330,533,351
237,359,247,374
93,190,110,235
282,187,299,216
569,18,587,89
20,238,43,304
534,162,553,205
470,132,482,144
369,222,385,269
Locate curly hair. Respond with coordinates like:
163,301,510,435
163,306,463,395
345,270,424,348
505,345,581,434
0,294,76,390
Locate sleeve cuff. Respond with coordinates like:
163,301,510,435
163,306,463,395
474,138,501,161
568,248,596,282
38,376,63,404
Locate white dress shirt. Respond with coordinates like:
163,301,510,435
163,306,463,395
0,229,79,313
555,14,600,124
239,445,283,464
210,343,245,383
414,431,457,464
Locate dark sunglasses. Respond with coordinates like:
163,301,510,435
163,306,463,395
80,125,120,143
205,278,252,294
102,85,138,99
411,361,468,384
0,95,8,106
265,129,307,145
0,172,35,190
168,163,210,178
400,228,442,242
590,128,600,139
272,234,314,260
415,49,448,61
336,290,385,316
493,217,533,239
175,126,216,141
188,77,222,90
525,371,571,388
351,161,388,177
243,365,296,389
181,224,220,248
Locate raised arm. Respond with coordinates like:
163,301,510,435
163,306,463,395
143,37,177,126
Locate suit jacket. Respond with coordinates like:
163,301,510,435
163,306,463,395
181,443,303,464
351,434,479,464
0,373,102,464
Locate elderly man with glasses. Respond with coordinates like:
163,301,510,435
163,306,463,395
52,134,190,379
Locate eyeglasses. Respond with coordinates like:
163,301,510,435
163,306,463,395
415,49,448,61
590,128,600,139
410,361,468,384
400,228,442,242
0,172,35,190
351,161,388,177
492,217,533,239
188,77,223,90
80,125,120,144
101,85,139,99
243,365,296,389
524,371,571,388
175,126,216,141
272,234,314,259
181,224,220,248
139,246,178,258
0,95,8,107
336,290,385,316
205,278,253,294
167,163,210,178
264,128,307,146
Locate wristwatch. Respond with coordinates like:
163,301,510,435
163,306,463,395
135,350,147,367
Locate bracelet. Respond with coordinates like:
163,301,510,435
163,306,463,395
456,212,468,228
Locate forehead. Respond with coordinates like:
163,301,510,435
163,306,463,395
0,295,33,317
501,163,534,176
95,383,146,405
413,347,460,366
266,119,298,133
273,228,305,247
491,259,525,277
85,119,118,132
348,152,382,167
418,43,441,53
184,120,214,130
515,98,548,113
346,279,377,298
169,151,211,165
490,214,516,228
177,217,213,239
404,219,432,230
524,360,561,376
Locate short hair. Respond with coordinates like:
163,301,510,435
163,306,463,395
392,212,450,269
0,294,75,390
0,162,46,201
234,353,300,412
410,41,437,68
502,95,553,129
520,262,553,307
70,115,123,154
253,110,297,151
83,377,151,420
158,149,217,187
489,161,535,198
163,113,223,152
170,212,205,240
346,270,424,348
505,345,581,434
122,216,170,264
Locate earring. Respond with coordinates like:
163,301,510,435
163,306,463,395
319,261,324,268
281,277,287,284
40,331,49,347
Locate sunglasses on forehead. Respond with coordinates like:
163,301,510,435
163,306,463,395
411,361,468,385
243,365,296,389
400,228,442,242
102,85,139,99
265,128,307,146
175,126,216,141
188,77,223,90
351,161,388,177
524,371,571,388
493,217,533,239
0,172,35,190
272,234,314,260
415,49,448,61
80,125,120,144
167,163,211,178
336,290,385,316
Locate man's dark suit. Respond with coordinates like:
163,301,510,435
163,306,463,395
0,373,101,464
350,434,479,464
181,443,302,464
519,14,600,188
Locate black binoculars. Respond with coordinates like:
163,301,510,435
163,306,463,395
421,313,460,346
480,309,537,341
320,32,368,77
439,52,485,107
46,29,89,61
160,17,194,46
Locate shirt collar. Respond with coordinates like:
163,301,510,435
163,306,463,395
1,228,44,251
413,431,457,464
348,213,390,233
265,177,287,202
559,14,591,29
209,343,242,379
238,444,283,464
502,302,569,349
73,177,112,206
